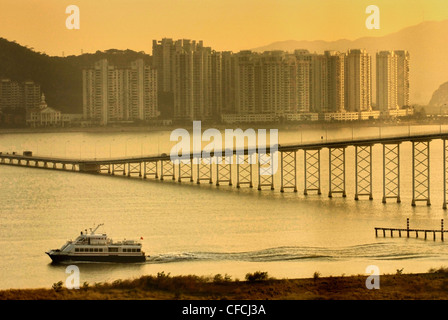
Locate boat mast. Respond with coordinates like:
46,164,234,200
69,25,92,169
90,223,104,234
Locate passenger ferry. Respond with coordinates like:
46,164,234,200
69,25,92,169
46,224,147,263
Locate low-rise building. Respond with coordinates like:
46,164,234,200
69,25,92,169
26,94,62,127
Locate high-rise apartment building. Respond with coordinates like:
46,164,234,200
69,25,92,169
221,51,237,114
233,51,299,115
325,51,345,113
294,50,313,113
259,51,298,114
152,38,177,93
153,39,222,121
294,50,345,114
344,49,372,112
0,79,40,110
210,51,223,119
376,50,410,112
82,59,158,125
376,51,398,112
310,51,345,113
234,51,260,115
395,50,410,108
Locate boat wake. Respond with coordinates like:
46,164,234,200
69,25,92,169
146,242,447,264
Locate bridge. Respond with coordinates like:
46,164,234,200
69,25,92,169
2,129,448,208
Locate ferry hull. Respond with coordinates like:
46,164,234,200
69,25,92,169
46,252,146,263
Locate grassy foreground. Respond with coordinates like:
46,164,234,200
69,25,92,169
2,269,448,300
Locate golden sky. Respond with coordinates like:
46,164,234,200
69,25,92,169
0,0,447,56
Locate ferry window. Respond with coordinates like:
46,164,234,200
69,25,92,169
80,248,84,252
109,247,118,252
132,249,136,252
137,249,140,252
75,248,79,252
99,248,103,252
90,248,93,252
123,249,127,252
94,248,98,252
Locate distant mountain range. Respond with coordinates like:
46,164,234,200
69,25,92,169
252,20,448,106
0,20,447,114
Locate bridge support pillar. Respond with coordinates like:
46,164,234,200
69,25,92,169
127,162,142,177
196,158,212,184
355,145,373,200
100,164,110,174
236,154,254,188
216,156,232,186
178,159,194,182
444,139,448,209
161,160,175,181
258,152,274,191
280,150,297,193
411,140,431,206
382,143,401,203
143,161,158,179
304,149,321,195
177,159,193,182
328,147,346,198
112,163,125,176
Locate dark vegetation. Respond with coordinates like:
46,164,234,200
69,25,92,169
3,268,448,300
0,37,151,114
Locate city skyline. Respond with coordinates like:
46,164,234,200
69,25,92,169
0,0,446,57
81,40,411,125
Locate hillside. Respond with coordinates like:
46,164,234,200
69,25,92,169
0,38,151,114
252,20,448,106
429,82,448,107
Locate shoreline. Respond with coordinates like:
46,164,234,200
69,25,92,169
2,269,448,300
0,119,436,135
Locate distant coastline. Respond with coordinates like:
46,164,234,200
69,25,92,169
0,118,437,135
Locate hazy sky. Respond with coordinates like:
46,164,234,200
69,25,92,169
0,0,447,56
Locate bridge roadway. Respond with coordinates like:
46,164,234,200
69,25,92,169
1,131,448,208
1,132,447,164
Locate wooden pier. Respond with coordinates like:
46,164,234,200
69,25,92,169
375,218,447,241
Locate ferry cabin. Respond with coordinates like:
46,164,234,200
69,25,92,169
64,233,142,256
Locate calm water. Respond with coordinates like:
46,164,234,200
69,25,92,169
1,124,448,290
